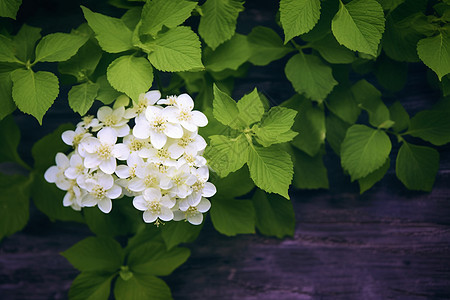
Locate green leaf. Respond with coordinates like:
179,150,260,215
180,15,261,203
145,26,203,72
236,88,265,127
331,0,385,56
325,112,350,155
0,0,21,19
68,82,100,115
341,124,392,181
114,274,172,300
205,134,249,177
128,242,190,276
68,272,114,300
292,148,329,189
62,236,124,272
442,75,450,97
407,110,450,146
198,0,244,50
255,106,298,147
212,83,239,128
389,101,409,133
374,55,407,92
285,53,337,102
280,0,321,43
96,75,121,105
326,85,360,124
252,189,295,238
0,35,19,63
210,197,255,236
417,31,450,80
301,0,339,42
0,115,23,165
11,69,59,124
247,145,293,199
0,69,16,120
0,173,30,240
396,142,439,191
107,55,153,101
311,32,356,64
213,166,255,198
161,221,203,250
140,0,196,37
358,157,390,194
248,26,294,66
204,34,250,72
13,24,41,62
377,0,404,10
121,7,142,30
58,40,102,81
34,33,88,62
81,6,133,53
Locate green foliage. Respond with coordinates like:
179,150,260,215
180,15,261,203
114,274,172,300
0,0,22,19
280,0,321,43
358,157,390,194
0,115,25,166
161,221,203,250
407,108,450,146
417,30,450,80
248,26,294,66
292,147,329,190
13,24,41,62
210,197,256,236
34,33,88,63
68,82,100,115
204,34,250,72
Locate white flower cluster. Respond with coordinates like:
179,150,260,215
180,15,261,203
44,91,216,225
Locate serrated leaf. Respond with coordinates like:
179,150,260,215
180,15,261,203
121,7,142,30
58,40,102,81
68,272,113,300
341,124,392,181
96,75,121,105
213,166,255,198
81,6,133,53
301,0,339,42
204,33,250,72
161,221,203,250
34,33,88,62
255,106,298,147
292,147,329,189
107,55,153,101
68,82,99,115
252,189,295,238
13,24,41,62
407,110,450,146
248,26,294,66
210,197,255,236
0,35,19,63
205,134,249,177
285,53,337,102
114,274,172,300
389,101,409,133
145,26,203,72
212,83,239,128
11,69,59,124
331,0,385,56
280,0,321,43
358,157,390,194
311,32,356,64
396,142,439,191
236,88,265,127
325,112,350,155
247,145,293,199
417,31,450,80
0,69,16,120
62,236,124,272
198,0,244,50
326,85,360,124
0,0,21,19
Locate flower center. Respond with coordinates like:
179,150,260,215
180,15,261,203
103,115,119,127
129,166,137,178
97,144,113,159
177,110,191,122
73,133,85,146
184,154,195,164
166,95,177,105
173,175,183,186
81,115,94,127
146,201,161,214
192,180,204,192
178,136,193,147
186,206,198,216
158,164,168,173
136,101,147,114
92,185,106,199
130,139,145,152
76,164,84,173
157,148,169,159
151,116,167,133
144,175,157,187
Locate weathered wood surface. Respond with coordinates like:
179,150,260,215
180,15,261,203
1,0,450,299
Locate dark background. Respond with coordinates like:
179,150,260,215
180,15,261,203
1,0,450,299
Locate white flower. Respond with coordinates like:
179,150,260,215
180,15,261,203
127,161,163,192
164,94,208,132
81,128,120,174
64,154,87,181
63,185,84,211
44,153,71,190
125,90,161,118
81,172,122,213
77,115,101,130
61,127,91,148
133,188,175,223
97,106,130,137
174,197,211,225
184,166,216,206
167,130,206,159
162,165,197,198
113,135,152,161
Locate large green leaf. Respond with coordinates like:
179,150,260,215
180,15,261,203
340,124,392,180
69,272,114,300
107,55,153,101
417,31,450,80
407,110,450,146
198,0,244,50
114,274,172,300
13,24,41,62
11,69,59,124
285,53,337,102
255,106,298,147
210,197,255,236
68,82,100,116
204,34,250,72
331,0,385,56
34,33,88,62
58,40,102,81
0,0,21,19
212,83,239,128
0,35,20,63
396,142,439,191
248,26,294,66
247,145,293,199
311,32,356,64
280,0,321,43
213,166,255,198
140,0,196,37
236,88,265,127
292,148,329,189
145,26,203,72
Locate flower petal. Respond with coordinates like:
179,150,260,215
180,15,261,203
197,198,211,213
106,184,122,199
143,210,158,223
98,198,112,213
202,182,217,197
97,106,113,122
133,196,147,211
176,93,194,110
164,123,183,138
99,157,117,174
187,212,203,225
150,131,167,149
192,111,208,127
98,127,117,144
159,207,174,221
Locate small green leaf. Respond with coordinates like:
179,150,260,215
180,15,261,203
107,55,153,101
255,106,298,147
248,26,294,66
140,0,197,37
212,83,239,128
0,0,21,19
210,197,256,236
341,124,392,181
252,189,295,238
389,101,409,133
68,272,114,300
236,88,265,127
358,157,390,194
417,31,450,80
285,53,337,102
204,34,250,72
68,82,100,116
198,0,244,50
161,221,203,250
247,145,293,199
292,147,329,189
34,33,88,62
331,0,385,56
13,24,41,62
280,0,321,43
81,6,133,53
127,242,190,276
114,274,172,300
11,69,59,124
145,26,203,72
62,237,124,272
396,142,439,191
0,35,20,63
407,110,450,146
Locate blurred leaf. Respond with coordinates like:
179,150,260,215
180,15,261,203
407,109,450,146
211,197,255,236
161,221,203,250
326,85,360,124
293,147,329,189
69,272,114,300
248,26,293,66
389,101,409,133
114,274,172,300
